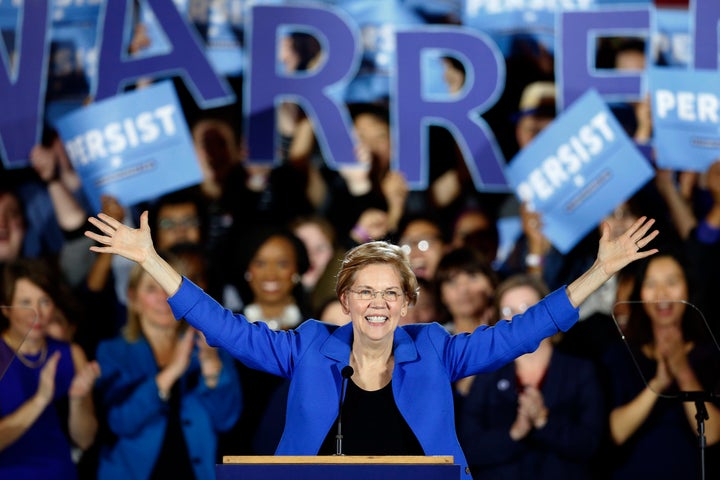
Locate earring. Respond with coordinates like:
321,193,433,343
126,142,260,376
292,273,301,284
244,271,252,282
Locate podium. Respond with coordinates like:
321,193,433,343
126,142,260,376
217,455,461,480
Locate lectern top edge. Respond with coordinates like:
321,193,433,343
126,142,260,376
222,455,455,465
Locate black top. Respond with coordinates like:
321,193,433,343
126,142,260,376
319,379,424,456
150,383,196,480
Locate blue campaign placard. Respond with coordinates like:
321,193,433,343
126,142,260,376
654,8,691,67
505,89,654,253
53,81,203,214
461,0,632,56
650,67,720,172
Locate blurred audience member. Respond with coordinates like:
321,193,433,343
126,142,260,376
0,259,100,478
459,274,605,480
398,215,447,281
451,206,501,266
94,258,241,479
402,277,439,326
434,248,499,404
290,215,345,317
602,252,720,479
220,227,310,457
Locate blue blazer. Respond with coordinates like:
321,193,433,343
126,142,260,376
169,279,579,480
95,335,242,480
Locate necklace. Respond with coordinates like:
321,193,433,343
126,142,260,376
15,344,48,369
2,335,48,369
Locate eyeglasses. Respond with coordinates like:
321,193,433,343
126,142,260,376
349,288,403,302
400,237,439,254
500,303,529,320
158,217,201,230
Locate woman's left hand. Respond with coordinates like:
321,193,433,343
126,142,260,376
596,216,659,277
69,361,101,399
197,331,222,377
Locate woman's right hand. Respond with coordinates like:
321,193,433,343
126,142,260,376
166,329,196,380
649,356,673,394
35,351,61,407
85,211,155,265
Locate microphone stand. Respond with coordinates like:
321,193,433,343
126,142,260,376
335,366,354,456
679,391,716,480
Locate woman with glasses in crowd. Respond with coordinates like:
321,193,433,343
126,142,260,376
85,210,659,480
0,259,100,479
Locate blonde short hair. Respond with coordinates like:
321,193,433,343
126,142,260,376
335,241,418,306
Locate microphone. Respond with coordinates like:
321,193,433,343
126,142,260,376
335,365,354,456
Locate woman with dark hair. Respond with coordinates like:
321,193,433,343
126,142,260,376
434,247,499,332
232,226,310,329
602,251,720,479
433,247,499,416
0,258,100,479
220,227,311,455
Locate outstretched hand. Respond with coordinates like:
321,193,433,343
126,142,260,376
85,211,155,265
567,216,659,308
596,216,659,277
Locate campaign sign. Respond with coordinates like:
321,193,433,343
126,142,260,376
653,8,691,67
650,68,720,172
505,89,654,253
54,81,202,213
462,0,603,56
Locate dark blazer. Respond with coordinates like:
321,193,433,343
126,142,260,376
458,349,605,479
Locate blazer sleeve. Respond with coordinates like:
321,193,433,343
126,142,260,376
438,288,579,381
168,278,300,378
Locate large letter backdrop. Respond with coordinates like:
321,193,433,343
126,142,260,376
0,0,718,248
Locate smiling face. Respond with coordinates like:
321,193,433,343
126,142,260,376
247,235,298,308
640,256,688,328
341,264,408,344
